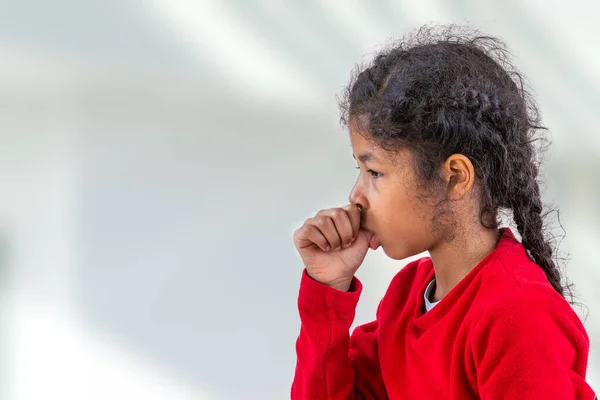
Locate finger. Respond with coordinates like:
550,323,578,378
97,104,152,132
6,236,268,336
343,204,361,241
303,224,331,251
312,216,342,250
294,224,330,251
323,208,354,248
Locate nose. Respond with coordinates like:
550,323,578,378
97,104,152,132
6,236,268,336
349,180,368,211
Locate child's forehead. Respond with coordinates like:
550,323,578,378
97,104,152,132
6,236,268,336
349,132,383,160
349,129,408,157
352,144,414,173
348,124,379,150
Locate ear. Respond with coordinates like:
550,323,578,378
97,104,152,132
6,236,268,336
442,154,475,200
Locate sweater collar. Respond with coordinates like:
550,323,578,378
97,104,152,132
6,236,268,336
412,227,519,330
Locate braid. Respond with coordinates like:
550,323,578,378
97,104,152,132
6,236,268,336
510,160,564,296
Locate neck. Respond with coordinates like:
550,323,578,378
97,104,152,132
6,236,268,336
429,226,500,302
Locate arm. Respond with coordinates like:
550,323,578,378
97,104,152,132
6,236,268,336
473,290,595,400
291,270,388,400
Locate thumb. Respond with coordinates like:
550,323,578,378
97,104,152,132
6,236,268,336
355,228,374,246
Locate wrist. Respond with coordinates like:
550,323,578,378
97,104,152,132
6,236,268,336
328,277,354,292
306,272,354,292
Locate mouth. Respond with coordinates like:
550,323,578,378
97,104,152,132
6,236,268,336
362,227,380,250
359,208,379,250
369,232,380,250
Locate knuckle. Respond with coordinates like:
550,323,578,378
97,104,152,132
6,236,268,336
315,216,328,226
331,208,344,219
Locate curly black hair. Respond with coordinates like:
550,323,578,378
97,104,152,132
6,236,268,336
339,25,572,301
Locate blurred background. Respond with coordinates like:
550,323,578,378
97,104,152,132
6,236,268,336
0,1,598,399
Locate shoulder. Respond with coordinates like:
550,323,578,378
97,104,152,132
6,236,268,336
467,239,588,341
470,267,588,352
472,238,563,309
476,282,581,328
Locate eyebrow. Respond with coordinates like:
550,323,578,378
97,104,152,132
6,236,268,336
353,152,378,163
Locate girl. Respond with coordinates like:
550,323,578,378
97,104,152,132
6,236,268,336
291,25,595,399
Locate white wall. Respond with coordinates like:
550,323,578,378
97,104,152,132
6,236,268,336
0,1,598,398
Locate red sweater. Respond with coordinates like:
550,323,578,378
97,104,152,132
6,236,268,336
292,228,595,399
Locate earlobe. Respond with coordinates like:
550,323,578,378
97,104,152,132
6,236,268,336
444,154,475,200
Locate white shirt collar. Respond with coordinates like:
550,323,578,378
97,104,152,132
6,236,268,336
424,278,440,312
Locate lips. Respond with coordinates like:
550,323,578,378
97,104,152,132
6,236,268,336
362,227,380,250
369,232,380,250
360,210,379,249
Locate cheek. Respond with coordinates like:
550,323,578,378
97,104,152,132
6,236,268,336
383,191,425,229
377,193,435,258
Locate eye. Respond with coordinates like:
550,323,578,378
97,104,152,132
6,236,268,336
355,165,382,178
368,169,382,178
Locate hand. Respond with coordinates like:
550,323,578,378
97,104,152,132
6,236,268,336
293,204,374,291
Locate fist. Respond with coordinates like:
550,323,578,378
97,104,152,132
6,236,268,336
293,204,375,291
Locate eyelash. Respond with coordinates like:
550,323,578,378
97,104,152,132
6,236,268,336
355,166,382,178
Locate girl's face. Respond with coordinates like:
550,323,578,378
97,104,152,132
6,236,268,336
349,127,441,260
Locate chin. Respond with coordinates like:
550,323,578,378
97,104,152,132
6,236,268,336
381,245,404,260
381,244,420,261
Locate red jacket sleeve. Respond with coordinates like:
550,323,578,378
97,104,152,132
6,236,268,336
291,270,388,400
472,290,595,400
